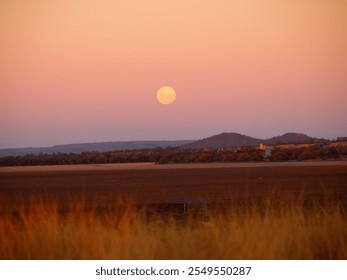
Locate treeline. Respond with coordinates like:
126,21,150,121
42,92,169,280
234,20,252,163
269,144,346,161
0,149,161,166
0,143,347,166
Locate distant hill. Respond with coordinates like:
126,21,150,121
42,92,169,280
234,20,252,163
265,133,316,145
0,132,327,157
182,132,321,149
0,140,194,157
182,133,263,149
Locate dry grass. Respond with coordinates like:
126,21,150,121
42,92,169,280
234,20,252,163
0,194,346,260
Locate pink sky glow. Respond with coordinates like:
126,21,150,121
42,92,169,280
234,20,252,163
1,0,346,148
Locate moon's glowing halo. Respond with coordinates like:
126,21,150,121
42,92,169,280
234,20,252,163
156,86,176,105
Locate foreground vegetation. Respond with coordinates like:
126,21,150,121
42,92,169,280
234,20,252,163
1,194,346,259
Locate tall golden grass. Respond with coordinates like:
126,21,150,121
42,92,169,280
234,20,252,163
0,194,346,260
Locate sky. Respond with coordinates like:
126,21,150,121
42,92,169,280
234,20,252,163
1,0,346,148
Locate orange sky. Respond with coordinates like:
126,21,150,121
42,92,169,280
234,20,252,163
1,0,346,148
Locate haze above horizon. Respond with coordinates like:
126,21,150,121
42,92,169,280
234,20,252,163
1,0,346,149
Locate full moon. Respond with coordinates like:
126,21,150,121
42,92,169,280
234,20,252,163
156,86,176,105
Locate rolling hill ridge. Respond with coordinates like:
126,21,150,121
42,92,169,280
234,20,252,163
182,132,321,149
0,132,326,157
0,140,193,157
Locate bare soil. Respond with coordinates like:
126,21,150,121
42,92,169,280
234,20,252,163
1,162,347,212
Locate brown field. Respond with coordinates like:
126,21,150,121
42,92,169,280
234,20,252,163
1,162,347,206
1,162,347,259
